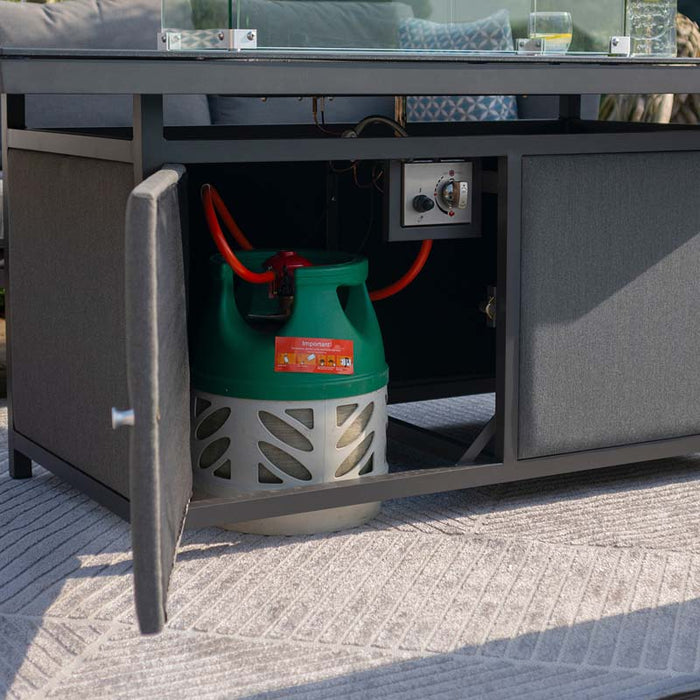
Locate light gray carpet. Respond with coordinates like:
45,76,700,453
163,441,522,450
2,397,700,699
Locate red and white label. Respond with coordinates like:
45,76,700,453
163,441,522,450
275,337,354,375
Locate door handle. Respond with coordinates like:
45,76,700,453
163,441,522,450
112,407,135,429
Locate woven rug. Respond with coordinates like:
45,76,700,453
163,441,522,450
2,397,700,699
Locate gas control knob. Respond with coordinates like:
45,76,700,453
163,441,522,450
438,180,469,211
412,195,435,213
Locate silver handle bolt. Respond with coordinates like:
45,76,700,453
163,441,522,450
112,408,135,430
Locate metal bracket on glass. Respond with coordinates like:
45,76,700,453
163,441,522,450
159,29,258,51
516,38,545,55
231,29,258,50
609,36,632,56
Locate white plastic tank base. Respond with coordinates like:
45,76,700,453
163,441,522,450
191,387,388,535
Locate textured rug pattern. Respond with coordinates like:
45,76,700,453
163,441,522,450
1,399,700,698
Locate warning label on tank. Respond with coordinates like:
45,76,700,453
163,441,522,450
275,337,354,375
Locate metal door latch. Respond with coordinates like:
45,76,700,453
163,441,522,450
480,286,497,328
111,408,135,430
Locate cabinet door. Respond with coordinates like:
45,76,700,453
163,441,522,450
519,152,700,459
125,165,192,634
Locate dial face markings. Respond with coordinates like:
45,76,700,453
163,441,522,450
435,173,456,213
401,161,473,228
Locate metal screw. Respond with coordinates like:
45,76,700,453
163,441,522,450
247,31,256,40
261,97,268,102
218,31,225,41
161,34,167,43
612,37,619,46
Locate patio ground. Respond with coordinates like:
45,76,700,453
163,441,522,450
2,401,700,699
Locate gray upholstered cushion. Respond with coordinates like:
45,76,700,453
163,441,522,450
0,0,211,128
209,96,397,126
208,0,411,126
0,0,156,48
242,0,413,49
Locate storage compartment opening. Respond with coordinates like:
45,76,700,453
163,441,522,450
387,393,497,471
186,159,499,500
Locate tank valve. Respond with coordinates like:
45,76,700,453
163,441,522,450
264,250,313,315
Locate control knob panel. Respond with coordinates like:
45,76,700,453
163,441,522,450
402,160,473,228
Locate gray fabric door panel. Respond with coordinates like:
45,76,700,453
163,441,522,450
8,150,132,495
519,152,700,459
125,165,192,634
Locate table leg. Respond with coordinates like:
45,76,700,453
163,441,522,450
9,444,32,479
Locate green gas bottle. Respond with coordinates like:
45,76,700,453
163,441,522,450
190,250,389,535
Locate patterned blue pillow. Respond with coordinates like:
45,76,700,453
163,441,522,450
399,10,518,122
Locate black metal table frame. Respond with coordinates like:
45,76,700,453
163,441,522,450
3,51,700,528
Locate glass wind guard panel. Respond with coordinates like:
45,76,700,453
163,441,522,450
161,0,675,57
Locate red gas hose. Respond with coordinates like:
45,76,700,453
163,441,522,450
208,186,254,251
202,184,432,299
201,185,275,285
368,239,433,302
